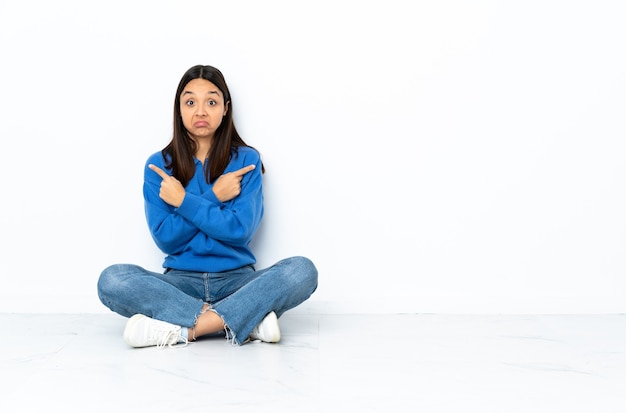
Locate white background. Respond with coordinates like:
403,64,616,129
0,0,624,314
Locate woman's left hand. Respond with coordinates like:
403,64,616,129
149,164,186,207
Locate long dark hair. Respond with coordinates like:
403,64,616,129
162,65,264,186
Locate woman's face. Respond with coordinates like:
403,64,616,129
180,78,229,141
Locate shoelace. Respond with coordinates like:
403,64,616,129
153,327,189,349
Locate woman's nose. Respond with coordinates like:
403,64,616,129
195,105,207,116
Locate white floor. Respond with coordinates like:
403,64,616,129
1,313,626,412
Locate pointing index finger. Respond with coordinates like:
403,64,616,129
148,164,171,180
232,164,256,177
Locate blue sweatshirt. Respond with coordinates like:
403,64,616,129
143,146,264,273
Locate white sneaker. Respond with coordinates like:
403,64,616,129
249,311,281,343
123,314,187,348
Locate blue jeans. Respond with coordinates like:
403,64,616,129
97,256,318,345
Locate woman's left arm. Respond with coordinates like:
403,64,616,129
175,150,264,246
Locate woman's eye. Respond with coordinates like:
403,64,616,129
185,100,195,106
208,100,217,106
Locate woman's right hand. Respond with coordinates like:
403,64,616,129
212,164,256,202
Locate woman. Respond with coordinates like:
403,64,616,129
97,65,318,348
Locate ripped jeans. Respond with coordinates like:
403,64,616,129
97,256,318,345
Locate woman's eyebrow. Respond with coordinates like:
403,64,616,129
182,90,221,96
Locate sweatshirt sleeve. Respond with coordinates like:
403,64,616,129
175,151,263,246
143,155,200,255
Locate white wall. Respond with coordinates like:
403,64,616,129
1,0,624,314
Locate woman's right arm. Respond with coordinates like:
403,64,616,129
143,158,199,255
